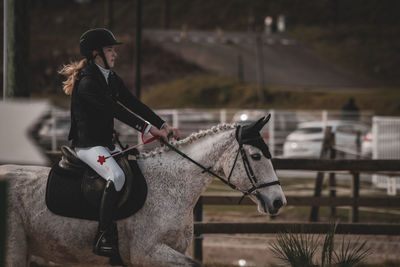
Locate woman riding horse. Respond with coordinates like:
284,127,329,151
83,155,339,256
59,28,180,258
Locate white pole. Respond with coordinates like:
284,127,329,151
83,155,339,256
51,108,57,151
3,0,8,101
322,110,328,134
172,109,179,129
269,109,275,157
372,116,378,160
220,109,226,124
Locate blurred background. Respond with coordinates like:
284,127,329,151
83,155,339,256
1,1,400,266
2,0,398,157
2,0,400,105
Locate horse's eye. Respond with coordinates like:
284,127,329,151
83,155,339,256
251,153,261,161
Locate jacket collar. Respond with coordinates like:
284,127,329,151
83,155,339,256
81,62,110,88
95,63,111,83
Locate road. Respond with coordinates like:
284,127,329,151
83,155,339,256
144,29,370,88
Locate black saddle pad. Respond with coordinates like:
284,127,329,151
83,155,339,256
45,160,147,221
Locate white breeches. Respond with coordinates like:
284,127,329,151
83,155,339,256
75,146,125,191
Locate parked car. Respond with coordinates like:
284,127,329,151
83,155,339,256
283,120,370,158
232,109,271,140
361,131,372,158
37,113,71,150
232,109,317,156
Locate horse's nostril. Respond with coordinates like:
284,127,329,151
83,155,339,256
273,199,283,209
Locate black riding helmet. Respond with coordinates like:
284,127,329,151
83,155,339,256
79,28,122,69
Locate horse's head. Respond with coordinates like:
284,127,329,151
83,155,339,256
220,115,286,215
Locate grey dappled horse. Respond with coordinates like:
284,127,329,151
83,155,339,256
2,117,286,266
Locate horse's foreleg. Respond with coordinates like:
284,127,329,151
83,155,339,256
6,209,28,267
137,244,200,267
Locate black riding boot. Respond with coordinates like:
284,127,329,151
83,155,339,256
93,180,119,257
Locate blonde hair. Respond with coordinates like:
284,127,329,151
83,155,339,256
58,59,87,95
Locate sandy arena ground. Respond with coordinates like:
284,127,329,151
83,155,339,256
195,204,400,267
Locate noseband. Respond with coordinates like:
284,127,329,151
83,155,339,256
161,125,280,203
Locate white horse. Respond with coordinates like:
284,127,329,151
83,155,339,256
2,116,286,267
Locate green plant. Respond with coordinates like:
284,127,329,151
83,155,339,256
270,230,320,267
270,222,371,267
334,236,371,267
321,223,337,267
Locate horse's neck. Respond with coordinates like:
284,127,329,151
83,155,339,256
175,130,234,203
181,130,233,168
141,129,234,208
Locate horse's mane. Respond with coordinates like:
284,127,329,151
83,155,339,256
138,122,237,159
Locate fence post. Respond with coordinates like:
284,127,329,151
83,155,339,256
310,126,332,222
237,54,244,83
255,33,265,103
329,132,336,218
350,173,360,222
350,131,361,222
193,197,203,263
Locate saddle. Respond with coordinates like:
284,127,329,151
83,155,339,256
46,146,148,221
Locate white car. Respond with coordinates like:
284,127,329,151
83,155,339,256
361,131,372,158
283,120,370,158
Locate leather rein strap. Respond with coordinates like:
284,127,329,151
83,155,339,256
161,125,280,203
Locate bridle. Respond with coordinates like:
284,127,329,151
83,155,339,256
230,126,281,202
161,125,280,203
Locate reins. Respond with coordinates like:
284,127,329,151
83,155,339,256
99,125,280,203
161,126,280,204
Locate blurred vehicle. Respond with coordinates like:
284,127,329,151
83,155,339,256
232,110,270,125
283,120,370,158
232,109,315,156
361,131,372,158
37,113,70,149
232,110,271,140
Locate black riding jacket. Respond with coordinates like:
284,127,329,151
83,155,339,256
68,62,165,148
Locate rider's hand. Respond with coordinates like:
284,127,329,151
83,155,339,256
149,126,168,145
162,124,180,140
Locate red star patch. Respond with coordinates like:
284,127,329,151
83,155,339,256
97,155,106,165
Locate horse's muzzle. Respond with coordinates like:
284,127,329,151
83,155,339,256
268,198,285,215
273,199,283,210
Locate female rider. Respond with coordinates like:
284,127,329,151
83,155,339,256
59,28,179,258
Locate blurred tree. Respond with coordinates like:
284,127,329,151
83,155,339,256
135,0,142,99
7,0,30,97
161,0,170,29
104,0,113,30
331,0,339,25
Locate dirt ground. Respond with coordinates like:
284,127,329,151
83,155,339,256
195,205,400,267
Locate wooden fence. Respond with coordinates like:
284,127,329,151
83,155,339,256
194,222,400,235
191,154,400,262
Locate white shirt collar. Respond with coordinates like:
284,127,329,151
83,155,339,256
95,63,111,83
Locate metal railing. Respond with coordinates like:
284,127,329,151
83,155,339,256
38,108,374,157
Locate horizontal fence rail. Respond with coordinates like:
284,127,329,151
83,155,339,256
194,222,400,235
201,195,400,207
271,158,400,172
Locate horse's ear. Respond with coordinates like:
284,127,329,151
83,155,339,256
254,114,271,132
